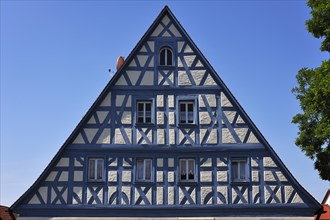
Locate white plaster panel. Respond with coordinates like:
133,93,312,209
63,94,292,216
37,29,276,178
115,95,125,107
123,158,132,167
222,128,236,144
137,55,148,67
204,74,217,85
217,158,227,167
72,187,83,204
201,171,212,182
217,171,228,182
169,24,181,37
168,158,174,167
151,24,163,37
162,30,171,37
236,115,245,124
168,187,174,205
162,15,170,25
264,171,276,182
122,171,131,182
200,94,216,107
157,112,164,125
56,157,69,167
223,111,236,124
177,41,185,53
200,129,207,143
157,187,163,205
73,133,85,144
140,45,147,52
221,92,233,107
251,158,259,167
168,171,174,182
115,76,128,86
148,56,154,68
146,187,152,204
252,171,259,182
74,171,83,182
200,158,212,167
178,70,192,86
196,59,204,67
122,186,131,204
108,171,117,182
201,187,213,205
39,187,48,204
109,158,117,166
169,112,175,125
100,92,111,107
217,186,227,204
126,71,140,86
128,59,137,67
191,70,206,86
96,128,110,144
207,129,218,144
121,111,131,124
157,95,164,107
184,44,193,53
252,186,260,203
263,157,277,167
84,128,98,143
108,186,117,201
184,55,196,67
87,116,96,124
168,95,174,108
235,128,249,142
157,171,163,182
178,56,183,67
276,171,287,181
137,128,152,144
59,171,68,182
169,129,175,145
147,41,154,52
28,195,40,205
157,158,163,167
232,186,247,204
247,132,259,143
265,186,281,204
46,171,57,181
141,71,154,86
199,112,211,124
115,128,132,144
96,111,108,124
157,129,165,144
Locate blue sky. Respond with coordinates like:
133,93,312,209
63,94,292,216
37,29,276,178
1,1,329,206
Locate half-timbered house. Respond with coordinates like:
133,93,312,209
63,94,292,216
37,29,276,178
11,6,321,219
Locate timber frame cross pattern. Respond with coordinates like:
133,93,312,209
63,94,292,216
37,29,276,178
11,6,321,219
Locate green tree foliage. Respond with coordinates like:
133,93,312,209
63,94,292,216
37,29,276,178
292,0,330,180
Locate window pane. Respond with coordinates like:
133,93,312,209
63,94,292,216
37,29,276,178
137,117,144,123
180,113,186,123
145,159,151,180
145,117,151,123
239,161,246,180
188,112,194,123
146,103,151,111
232,161,238,181
137,160,144,180
96,159,103,180
180,160,186,180
138,103,144,111
167,49,172,65
188,103,194,112
89,160,95,180
188,160,194,180
180,103,186,112
160,49,166,65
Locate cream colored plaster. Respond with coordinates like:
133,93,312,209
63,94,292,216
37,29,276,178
126,71,140,86
162,31,171,37
151,24,163,37
217,186,227,204
128,59,137,67
236,115,245,124
196,60,204,67
96,111,108,124
221,93,233,107
96,128,110,144
200,158,212,167
56,158,69,167
169,24,181,37
168,187,174,205
264,171,276,182
141,71,154,85
222,128,236,144
148,56,154,68
201,187,213,205
199,112,211,124
252,171,259,182
223,111,236,124
73,133,85,144
121,111,131,124
87,116,96,124
100,92,111,107
168,95,174,108
204,74,217,86
263,157,277,167
108,171,117,182
247,132,259,143
157,95,164,107
157,158,164,167
177,41,185,53
169,129,175,144
191,70,206,86
115,76,128,86
115,128,131,144
147,41,154,52
217,171,227,182
137,55,148,67
184,44,193,53
168,158,174,167
251,158,259,167
74,171,83,182
207,129,218,144
84,128,98,143
122,186,131,204
201,171,212,182
109,158,117,166
252,186,260,203
157,129,165,144
157,187,163,205
217,158,227,167
73,187,83,204
46,171,57,181
276,171,287,181
178,71,192,86
122,171,131,182
169,112,175,125
123,158,132,167
178,56,183,67
157,112,164,125
184,55,196,67
168,171,174,182
157,171,163,182
235,128,248,142
39,187,48,204
140,45,147,53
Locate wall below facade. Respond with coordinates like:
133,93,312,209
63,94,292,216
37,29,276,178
18,217,314,220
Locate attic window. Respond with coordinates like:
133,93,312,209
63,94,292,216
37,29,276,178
159,47,173,66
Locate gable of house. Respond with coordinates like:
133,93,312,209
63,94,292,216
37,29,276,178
11,6,320,219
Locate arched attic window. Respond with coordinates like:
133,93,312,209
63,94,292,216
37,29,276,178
159,47,173,66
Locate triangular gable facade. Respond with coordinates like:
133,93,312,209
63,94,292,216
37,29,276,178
11,6,320,219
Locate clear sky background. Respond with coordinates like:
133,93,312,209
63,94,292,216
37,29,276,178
1,1,329,207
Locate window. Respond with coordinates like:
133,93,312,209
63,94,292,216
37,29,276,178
88,158,104,181
180,159,195,181
231,158,248,182
136,159,152,181
159,47,173,66
179,101,195,124
137,101,152,124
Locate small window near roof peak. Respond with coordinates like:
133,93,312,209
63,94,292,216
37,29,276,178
159,47,173,66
